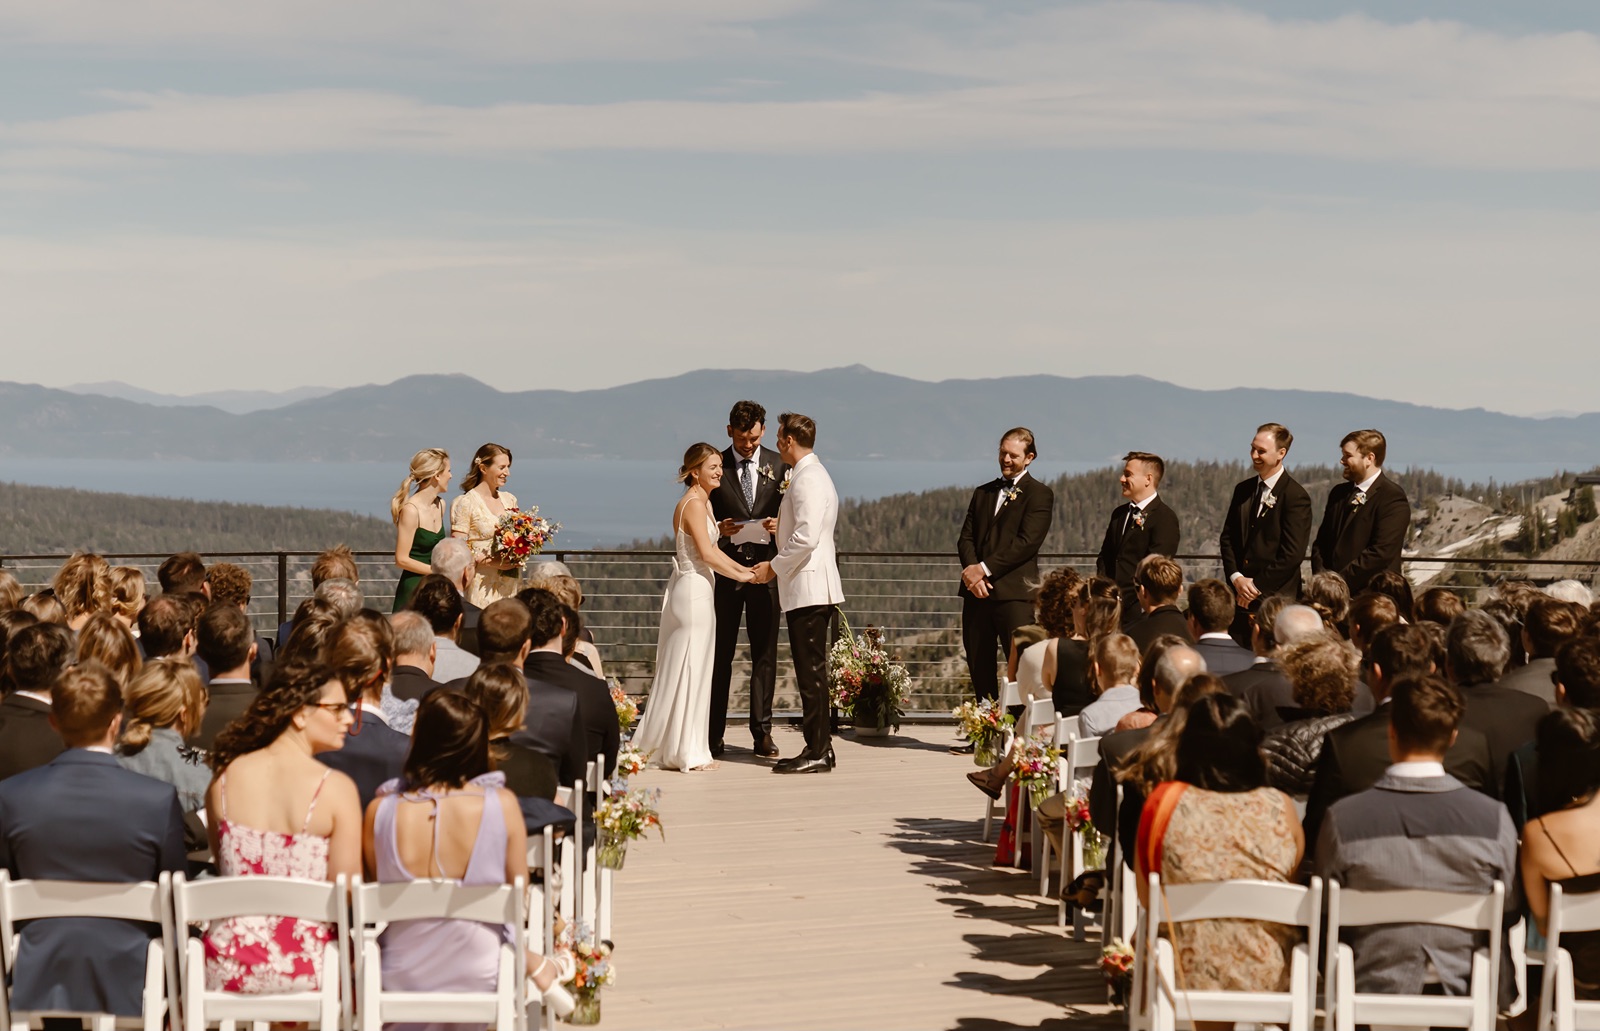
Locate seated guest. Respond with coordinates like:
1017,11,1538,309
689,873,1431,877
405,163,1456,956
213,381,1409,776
1015,569,1086,712
76,611,142,688
277,547,362,646
319,614,410,813
116,658,211,815
556,603,601,678
1364,569,1416,624
464,663,557,800
203,662,362,994
1229,602,1325,731
519,589,620,779
52,551,112,632
532,570,604,676
1417,587,1466,627
1078,633,1144,738
1261,634,1359,796
278,597,342,664
1521,706,1600,1001
0,569,21,611
19,591,67,626
194,604,258,751
1547,580,1595,608
1125,555,1193,657
138,594,196,661
1505,637,1600,829
1346,593,1399,715
387,610,442,732
1315,675,1517,1006
108,566,147,633
1499,597,1584,706
1304,623,1494,847
429,538,482,656
0,623,74,780
1304,570,1352,638
0,610,40,691
412,573,480,682
1450,609,1550,792
1186,578,1253,677
206,563,252,611
157,552,208,596
0,663,187,1019
361,691,574,1018
1135,693,1303,993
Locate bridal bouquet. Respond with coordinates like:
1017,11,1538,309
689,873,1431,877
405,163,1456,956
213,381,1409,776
593,786,664,870
828,615,911,734
610,680,638,733
489,506,560,569
1009,730,1062,809
952,698,1014,766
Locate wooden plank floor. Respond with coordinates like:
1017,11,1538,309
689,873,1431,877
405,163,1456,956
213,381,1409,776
598,724,1122,1031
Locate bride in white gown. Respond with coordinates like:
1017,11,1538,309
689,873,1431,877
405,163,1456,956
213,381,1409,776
633,443,758,771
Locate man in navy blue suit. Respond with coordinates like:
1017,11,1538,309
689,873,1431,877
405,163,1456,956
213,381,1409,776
0,663,187,1018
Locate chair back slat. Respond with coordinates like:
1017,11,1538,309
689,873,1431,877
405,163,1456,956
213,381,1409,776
1024,698,1055,737
1,878,162,923
174,875,344,925
999,679,1022,708
1059,715,1081,743
1333,883,1503,931
1158,878,1321,928
1550,882,1600,937
1065,735,1101,780
354,880,520,927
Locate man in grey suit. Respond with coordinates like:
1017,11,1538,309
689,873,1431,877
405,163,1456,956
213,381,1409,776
0,663,187,1018
1314,675,1517,1005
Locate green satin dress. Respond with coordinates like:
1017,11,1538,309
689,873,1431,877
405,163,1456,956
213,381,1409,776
392,500,450,612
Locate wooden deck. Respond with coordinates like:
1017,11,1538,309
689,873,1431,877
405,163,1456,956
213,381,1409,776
599,724,1122,1030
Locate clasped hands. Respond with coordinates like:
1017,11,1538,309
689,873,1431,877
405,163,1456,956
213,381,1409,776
961,563,991,599
748,562,776,584
1233,576,1261,607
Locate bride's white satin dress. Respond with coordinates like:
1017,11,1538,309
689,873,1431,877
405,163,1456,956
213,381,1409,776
632,508,717,771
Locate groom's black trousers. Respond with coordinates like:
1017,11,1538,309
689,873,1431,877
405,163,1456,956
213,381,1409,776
962,594,1034,702
709,576,780,746
786,603,836,758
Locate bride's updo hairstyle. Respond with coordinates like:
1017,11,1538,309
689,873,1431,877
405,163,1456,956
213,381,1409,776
677,442,719,486
391,448,450,522
209,660,341,773
460,443,512,493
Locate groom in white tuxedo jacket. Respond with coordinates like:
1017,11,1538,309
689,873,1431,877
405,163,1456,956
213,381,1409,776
753,412,845,774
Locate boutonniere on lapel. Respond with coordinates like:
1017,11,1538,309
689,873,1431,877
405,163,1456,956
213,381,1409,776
779,472,792,494
1130,506,1147,530
999,482,1022,508
1260,487,1278,510
760,464,777,484
1351,490,1368,508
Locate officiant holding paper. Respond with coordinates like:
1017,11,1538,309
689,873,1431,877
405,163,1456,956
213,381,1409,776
709,400,790,760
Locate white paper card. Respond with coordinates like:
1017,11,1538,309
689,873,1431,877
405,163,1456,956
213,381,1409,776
731,520,771,546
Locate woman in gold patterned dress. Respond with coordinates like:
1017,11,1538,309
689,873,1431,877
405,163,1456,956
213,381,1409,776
1135,693,1303,999
450,443,521,608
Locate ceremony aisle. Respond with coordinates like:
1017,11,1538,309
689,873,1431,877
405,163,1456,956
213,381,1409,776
602,724,1121,1030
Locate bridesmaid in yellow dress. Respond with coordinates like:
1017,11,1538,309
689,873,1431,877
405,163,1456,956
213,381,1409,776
450,443,522,608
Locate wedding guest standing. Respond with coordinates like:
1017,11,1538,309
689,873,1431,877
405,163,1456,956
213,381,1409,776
1310,429,1411,593
1096,452,1180,628
708,401,788,761
391,448,452,612
451,443,521,609
956,427,1056,707
1218,423,1313,646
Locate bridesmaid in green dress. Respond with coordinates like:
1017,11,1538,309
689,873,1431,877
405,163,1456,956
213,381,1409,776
391,449,452,612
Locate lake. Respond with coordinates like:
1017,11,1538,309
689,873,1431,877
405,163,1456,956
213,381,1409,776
0,457,1570,548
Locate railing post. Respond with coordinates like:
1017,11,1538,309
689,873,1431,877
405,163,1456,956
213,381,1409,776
277,552,289,626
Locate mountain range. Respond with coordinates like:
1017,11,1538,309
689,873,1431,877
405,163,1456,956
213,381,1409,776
4,367,1597,466
63,382,335,414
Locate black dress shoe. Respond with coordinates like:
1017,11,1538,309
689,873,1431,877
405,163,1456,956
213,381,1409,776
772,754,805,772
753,734,780,759
949,742,976,755
774,755,832,775
710,740,726,759
823,746,836,769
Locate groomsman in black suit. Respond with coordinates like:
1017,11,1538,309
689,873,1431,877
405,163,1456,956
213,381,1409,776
1218,423,1314,646
957,428,1056,703
1311,429,1411,593
708,400,789,760
1096,451,1181,627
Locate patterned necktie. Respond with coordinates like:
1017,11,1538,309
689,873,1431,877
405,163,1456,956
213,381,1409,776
741,458,755,509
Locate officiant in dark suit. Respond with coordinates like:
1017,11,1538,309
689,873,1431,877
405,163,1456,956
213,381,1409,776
1218,423,1313,646
1096,451,1180,627
957,428,1055,703
708,400,789,760
1311,429,1411,593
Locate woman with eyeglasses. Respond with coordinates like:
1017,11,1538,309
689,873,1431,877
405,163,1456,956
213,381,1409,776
202,661,362,995
317,612,411,812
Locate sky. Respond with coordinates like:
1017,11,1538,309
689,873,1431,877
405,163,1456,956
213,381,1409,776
2,1,1598,415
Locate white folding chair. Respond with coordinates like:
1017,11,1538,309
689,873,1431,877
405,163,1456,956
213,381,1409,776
0,871,177,1031
980,679,1022,843
556,781,583,931
1324,879,1505,1031
583,754,616,944
172,872,350,1031
1056,725,1103,938
1142,873,1322,1031
1024,699,1063,888
1536,883,1600,1031
526,826,557,958
352,877,526,1031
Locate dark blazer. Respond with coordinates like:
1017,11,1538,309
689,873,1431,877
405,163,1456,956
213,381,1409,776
710,445,788,567
1088,719,1159,862
485,668,584,788
1218,472,1313,599
956,473,1056,604
196,679,256,751
1194,635,1255,678
1126,605,1194,657
1459,684,1549,798
1226,660,1293,730
318,711,409,813
460,597,482,657
0,694,65,782
1302,703,1495,847
496,739,559,802
1310,473,1410,593
1496,657,1558,707
1096,495,1181,599
523,652,620,779
0,750,186,1016
390,664,443,703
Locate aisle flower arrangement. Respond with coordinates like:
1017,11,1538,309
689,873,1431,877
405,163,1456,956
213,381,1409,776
827,615,911,733
593,786,663,870
610,680,638,733
1009,731,1062,808
1100,938,1135,1006
613,744,649,783
560,924,615,1025
952,698,1014,765
490,506,560,569
1064,794,1107,870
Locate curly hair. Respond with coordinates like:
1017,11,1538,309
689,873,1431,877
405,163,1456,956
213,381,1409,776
0,570,21,612
1034,568,1082,638
209,661,337,773
1280,635,1358,715
108,567,147,623
1303,572,1351,637
119,657,207,754
206,563,253,609
53,552,112,622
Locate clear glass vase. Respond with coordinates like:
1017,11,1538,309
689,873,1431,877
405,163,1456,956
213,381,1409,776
597,837,627,871
567,990,601,1025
